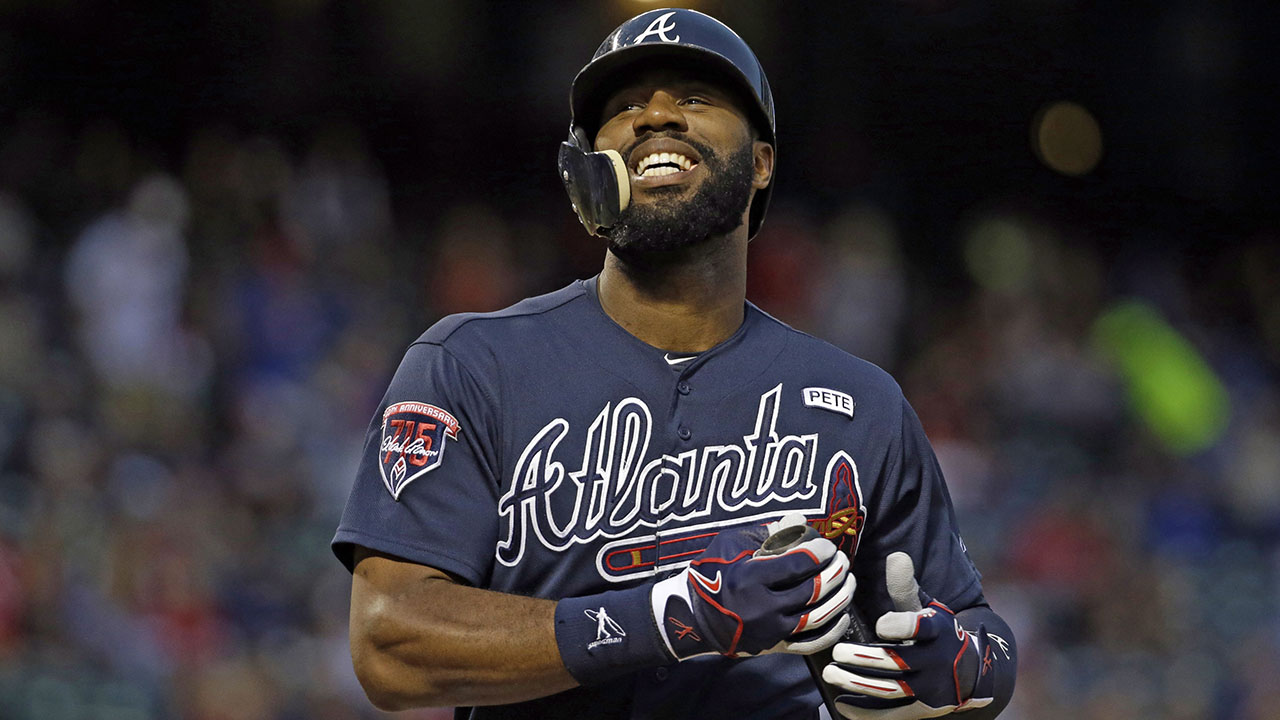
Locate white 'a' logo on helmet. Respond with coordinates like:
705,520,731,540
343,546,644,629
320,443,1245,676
633,11,680,44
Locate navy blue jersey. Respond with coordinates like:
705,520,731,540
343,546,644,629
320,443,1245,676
332,277,984,719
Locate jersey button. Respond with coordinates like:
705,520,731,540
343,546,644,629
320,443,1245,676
677,426,692,441
677,382,691,395
655,666,669,681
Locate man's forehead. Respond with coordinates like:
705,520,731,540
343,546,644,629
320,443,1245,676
604,64,739,100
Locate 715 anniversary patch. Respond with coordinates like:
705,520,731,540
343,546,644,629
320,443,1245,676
379,401,460,500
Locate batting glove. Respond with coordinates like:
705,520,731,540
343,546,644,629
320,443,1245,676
555,513,854,685
653,513,855,659
822,552,995,720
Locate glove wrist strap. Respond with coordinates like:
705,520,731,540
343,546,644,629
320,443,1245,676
966,625,997,705
555,585,674,686
651,572,714,659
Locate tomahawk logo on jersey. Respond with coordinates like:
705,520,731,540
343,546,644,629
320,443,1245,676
332,277,985,719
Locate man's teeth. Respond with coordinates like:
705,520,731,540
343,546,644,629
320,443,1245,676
643,166,681,177
636,152,696,177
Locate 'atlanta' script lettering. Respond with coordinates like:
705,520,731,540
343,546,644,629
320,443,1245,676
496,384,818,566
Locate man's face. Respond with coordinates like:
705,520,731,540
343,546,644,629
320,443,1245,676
593,67,773,255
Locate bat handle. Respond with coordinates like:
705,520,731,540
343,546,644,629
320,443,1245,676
758,518,873,719
805,609,872,718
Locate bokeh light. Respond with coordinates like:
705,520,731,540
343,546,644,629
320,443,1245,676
1092,300,1231,455
1032,100,1104,176
963,215,1035,293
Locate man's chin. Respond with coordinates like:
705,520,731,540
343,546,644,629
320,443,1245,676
622,184,700,229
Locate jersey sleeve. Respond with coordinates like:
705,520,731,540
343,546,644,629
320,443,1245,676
331,340,501,586
857,394,985,617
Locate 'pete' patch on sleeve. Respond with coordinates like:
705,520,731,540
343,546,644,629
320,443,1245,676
379,402,461,500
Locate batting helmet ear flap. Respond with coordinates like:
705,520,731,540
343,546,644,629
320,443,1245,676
557,124,631,237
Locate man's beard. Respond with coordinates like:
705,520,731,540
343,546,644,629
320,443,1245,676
607,135,755,257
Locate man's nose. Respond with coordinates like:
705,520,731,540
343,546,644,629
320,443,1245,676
632,91,688,135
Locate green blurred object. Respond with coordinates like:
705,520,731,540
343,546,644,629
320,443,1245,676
963,217,1035,294
1092,300,1231,455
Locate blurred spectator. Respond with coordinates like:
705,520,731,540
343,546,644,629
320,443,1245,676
64,174,211,400
811,204,908,370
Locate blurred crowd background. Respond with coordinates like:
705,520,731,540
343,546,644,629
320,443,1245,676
2,1,1278,718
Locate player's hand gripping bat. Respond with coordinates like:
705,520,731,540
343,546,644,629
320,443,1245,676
556,512,856,686
650,513,855,659
755,516,874,718
820,553,996,719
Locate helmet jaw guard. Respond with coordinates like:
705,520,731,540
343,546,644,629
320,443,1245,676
561,8,775,239
557,127,630,238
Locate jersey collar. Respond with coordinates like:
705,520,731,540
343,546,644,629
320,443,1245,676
553,276,790,402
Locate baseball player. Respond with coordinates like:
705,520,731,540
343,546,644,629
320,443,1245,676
333,9,1017,720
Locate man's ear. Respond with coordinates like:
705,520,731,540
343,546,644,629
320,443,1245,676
752,140,775,190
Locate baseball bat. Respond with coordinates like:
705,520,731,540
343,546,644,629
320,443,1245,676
757,521,872,719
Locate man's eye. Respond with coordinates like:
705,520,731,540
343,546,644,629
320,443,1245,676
682,97,709,106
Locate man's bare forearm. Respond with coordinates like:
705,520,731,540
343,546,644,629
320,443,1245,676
349,549,578,710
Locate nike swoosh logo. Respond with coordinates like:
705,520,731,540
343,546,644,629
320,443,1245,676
688,568,722,593
664,353,696,365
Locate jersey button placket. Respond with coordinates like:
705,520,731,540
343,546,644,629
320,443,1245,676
675,377,692,441
655,376,692,581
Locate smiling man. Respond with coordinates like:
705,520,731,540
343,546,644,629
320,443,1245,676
333,9,1016,720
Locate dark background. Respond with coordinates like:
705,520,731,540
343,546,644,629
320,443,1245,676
1,1,1277,719
7,1,1279,259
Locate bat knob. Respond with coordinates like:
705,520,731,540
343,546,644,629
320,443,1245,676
757,520,821,556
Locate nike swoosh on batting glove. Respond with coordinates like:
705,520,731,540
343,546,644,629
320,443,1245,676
822,552,996,720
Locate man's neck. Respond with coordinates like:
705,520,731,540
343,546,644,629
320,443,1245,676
597,233,747,354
